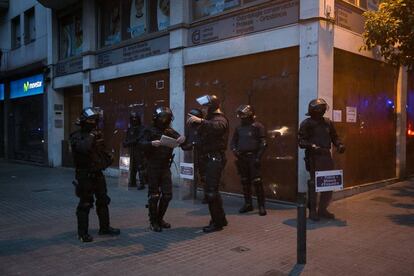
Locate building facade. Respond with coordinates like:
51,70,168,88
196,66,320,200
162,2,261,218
1,0,412,202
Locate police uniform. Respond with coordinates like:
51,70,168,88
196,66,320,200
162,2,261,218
191,94,229,233
139,107,181,232
298,99,345,220
231,107,267,216
123,112,147,190
70,107,120,242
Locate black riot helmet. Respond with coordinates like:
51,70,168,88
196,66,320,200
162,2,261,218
196,94,221,113
306,98,329,118
153,106,174,129
236,105,255,119
77,107,99,130
129,111,141,126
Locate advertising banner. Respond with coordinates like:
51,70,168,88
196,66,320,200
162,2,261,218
10,74,44,99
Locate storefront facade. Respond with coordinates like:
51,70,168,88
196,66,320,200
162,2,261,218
11,0,409,202
8,74,45,163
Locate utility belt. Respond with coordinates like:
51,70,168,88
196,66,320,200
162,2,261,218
76,169,101,179
205,151,226,162
239,151,256,158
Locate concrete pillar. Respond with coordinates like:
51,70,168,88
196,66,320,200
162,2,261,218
396,67,408,178
298,0,335,192
169,0,190,180
46,9,64,167
82,0,96,108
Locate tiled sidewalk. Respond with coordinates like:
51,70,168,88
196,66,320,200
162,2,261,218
0,161,413,276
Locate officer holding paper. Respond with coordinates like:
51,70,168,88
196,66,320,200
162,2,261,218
139,106,185,232
298,99,345,221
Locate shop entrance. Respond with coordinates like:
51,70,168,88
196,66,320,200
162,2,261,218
9,95,45,163
62,87,83,167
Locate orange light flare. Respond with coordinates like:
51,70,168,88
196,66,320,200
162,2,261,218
408,123,414,137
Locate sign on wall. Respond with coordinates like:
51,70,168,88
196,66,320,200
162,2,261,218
97,35,169,68
55,57,83,77
180,162,194,180
315,170,344,192
0,84,4,101
10,74,44,99
334,1,365,34
188,0,299,46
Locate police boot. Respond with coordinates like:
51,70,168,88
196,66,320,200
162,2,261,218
99,226,121,236
308,180,319,221
253,178,267,216
204,193,226,233
76,203,93,242
319,191,335,219
158,194,172,229
148,194,162,232
239,181,253,213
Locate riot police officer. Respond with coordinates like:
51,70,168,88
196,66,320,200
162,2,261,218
298,99,345,221
70,107,120,242
139,106,185,232
182,108,208,202
231,105,267,216
187,94,229,233
123,111,147,190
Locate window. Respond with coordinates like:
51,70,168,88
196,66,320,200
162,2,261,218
99,0,170,48
193,0,240,20
343,0,376,10
11,16,21,49
191,0,273,21
59,12,83,59
24,8,36,44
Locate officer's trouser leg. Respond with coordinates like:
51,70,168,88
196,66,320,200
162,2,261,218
206,160,227,226
239,177,253,213
158,170,172,228
253,177,266,216
307,179,319,221
76,201,91,236
129,155,138,187
147,169,162,231
95,175,111,230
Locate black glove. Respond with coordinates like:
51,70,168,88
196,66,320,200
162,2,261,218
232,149,240,158
337,144,345,154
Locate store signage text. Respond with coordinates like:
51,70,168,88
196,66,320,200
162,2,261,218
55,57,83,77
97,35,169,68
10,74,44,99
0,84,4,101
188,0,299,46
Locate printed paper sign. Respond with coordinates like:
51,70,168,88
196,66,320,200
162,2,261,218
315,170,343,192
99,85,105,93
333,110,342,122
180,163,194,180
346,106,357,123
119,156,130,171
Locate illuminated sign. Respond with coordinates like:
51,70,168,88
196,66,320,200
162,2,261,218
10,74,44,99
0,84,4,101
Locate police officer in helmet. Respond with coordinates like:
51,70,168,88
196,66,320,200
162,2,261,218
231,105,267,216
70,107,120,242
298,99,345,221
139,106,185,232
123,111,148,190
187,94,229,233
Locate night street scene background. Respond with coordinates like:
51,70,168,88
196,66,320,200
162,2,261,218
0,1,413,275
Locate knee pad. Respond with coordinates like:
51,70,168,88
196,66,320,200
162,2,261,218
252,177,262,186
96,195,111,207
77,201,93,212
160,193,172,203
205,191,218,203
148,193,160,203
